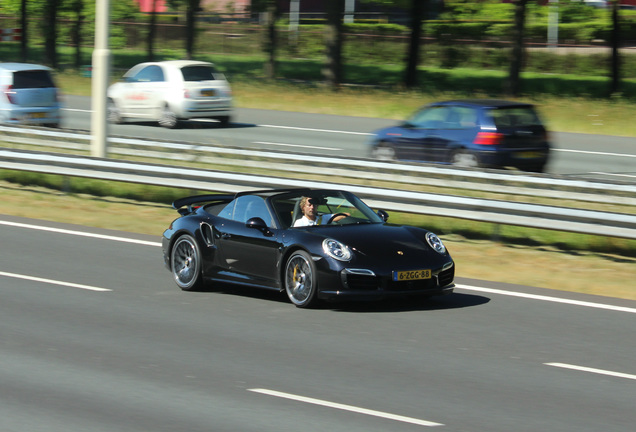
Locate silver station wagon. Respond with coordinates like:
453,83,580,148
107,60,232,129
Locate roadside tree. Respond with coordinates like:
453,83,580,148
166,0,201,59
251,0,281,80
609,0,621,95
147,0,159,61
324,0,344,90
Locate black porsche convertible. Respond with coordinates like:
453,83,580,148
162,188,455,308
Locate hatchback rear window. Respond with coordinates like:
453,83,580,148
489,107,542,128
12,70,55,89
180,65,224,82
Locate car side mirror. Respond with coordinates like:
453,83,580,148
246,217,272,236
377,210,389,222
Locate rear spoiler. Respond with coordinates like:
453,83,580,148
172,194,234,215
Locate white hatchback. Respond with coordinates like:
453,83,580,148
107,60,232,128
0,62,62,127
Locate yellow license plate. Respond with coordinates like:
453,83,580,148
28,112,46,119
393,269,431,281
515,151,542,159
201,90,216,97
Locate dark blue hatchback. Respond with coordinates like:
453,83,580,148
367,99,550,172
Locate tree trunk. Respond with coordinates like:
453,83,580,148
404,0,425,88
20,0,27,62
506,0,528,97
72,0,84,69
609,0,620,95
148,0,158,61
185,0,200,60
323,0,344,90
263,2,278,79
43,0,61,68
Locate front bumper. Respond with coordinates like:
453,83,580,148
316,261,455,301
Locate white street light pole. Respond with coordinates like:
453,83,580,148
344,0,355,24
548,0,559,50
91,0,111,158
289,0,300,46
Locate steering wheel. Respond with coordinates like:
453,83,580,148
327,213,349,224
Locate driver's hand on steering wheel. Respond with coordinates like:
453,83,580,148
328,212,350,224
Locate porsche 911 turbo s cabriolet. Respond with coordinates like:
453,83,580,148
162,188,455,308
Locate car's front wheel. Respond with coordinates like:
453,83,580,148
107,99,123,124
284,250,319,308
170,234,204,291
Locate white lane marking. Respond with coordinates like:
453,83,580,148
554,148,636,158
253,141,343,151
261,124,371,136
590,172,636,179
545,363,636,381
0,220,161,247
456,284,636,314
248,388,443,427
0,271,111,292
3,219,634,315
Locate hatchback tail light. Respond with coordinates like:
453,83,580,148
183,89,191,99
4,85,17,104
474,132,504,145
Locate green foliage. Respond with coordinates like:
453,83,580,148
427,21,498,41
342,23,406,35
483,23,514,40
439,0,514,21
0,0,140,50
559,0,600,23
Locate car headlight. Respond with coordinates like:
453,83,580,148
323,239,352,261
426,232,446,254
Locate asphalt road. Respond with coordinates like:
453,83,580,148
60,95,636,184
1,215,635,432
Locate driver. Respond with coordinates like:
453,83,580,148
293,196,349,227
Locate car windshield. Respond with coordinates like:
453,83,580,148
271,190,384,229
180,65,224,82
489,107,542,128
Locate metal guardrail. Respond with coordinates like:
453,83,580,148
2,146,636,240
2,125,636,206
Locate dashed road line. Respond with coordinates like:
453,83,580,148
0,271,111,292
545,363,636,381
248,388,443,427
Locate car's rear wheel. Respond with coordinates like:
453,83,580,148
159,105,179,129
216,115,231,127
525,164,546,173
170,234,204,291
284,250,319,308
451,150,480,168
371,142,396,161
